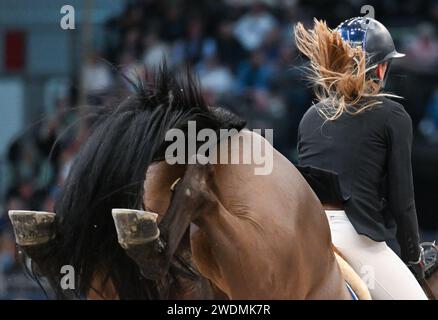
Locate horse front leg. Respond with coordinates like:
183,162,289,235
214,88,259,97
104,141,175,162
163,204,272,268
112,161,219,283
112,208,167,280
8,210,75,299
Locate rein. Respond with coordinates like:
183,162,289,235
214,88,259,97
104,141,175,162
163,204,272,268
156,177,201,281
423,242,438,278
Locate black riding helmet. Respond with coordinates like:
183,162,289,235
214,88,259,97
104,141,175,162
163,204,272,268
336,17,405,87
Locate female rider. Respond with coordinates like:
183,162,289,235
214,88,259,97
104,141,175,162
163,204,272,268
295,17,427,299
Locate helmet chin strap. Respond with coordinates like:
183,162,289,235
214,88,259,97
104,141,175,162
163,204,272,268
380,60,392,89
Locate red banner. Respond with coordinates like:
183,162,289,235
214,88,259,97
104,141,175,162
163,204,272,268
4,30,26,72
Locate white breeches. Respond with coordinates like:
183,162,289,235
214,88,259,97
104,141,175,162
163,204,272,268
325,210,428,300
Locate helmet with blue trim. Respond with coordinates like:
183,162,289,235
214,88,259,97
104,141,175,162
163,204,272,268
336,17,405,86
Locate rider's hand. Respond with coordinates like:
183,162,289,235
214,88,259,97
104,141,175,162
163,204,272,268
407,246,426,280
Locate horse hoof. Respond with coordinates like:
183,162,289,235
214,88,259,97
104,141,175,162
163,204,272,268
8,210,56,246
112,209,160,249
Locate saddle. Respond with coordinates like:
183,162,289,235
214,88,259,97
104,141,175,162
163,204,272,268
332,245,372,300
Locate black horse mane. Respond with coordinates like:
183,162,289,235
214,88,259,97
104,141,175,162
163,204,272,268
36,64,245,299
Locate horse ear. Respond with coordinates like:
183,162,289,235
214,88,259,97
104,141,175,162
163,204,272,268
8,210,56,246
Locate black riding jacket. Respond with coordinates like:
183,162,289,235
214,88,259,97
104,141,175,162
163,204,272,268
297,96,421,263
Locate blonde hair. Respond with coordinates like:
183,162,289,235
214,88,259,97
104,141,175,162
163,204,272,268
294,19,398,120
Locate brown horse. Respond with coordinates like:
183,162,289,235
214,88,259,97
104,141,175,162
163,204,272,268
9,132,358,300
110,129,354,299
8,67,360,300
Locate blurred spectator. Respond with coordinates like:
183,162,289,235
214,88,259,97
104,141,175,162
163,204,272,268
262,26,282,64
233,2,278,51
0,232,17,297
82,51,113,102
198,53,235,103
120,51,145,85
119,3,146,34
120,28,143,60
175,18,210,65
405,23,438,72
419,86,438,142
432,0,438,22
215,20,248,71
142,32,171,69
237,50,273,93
161,6,186,41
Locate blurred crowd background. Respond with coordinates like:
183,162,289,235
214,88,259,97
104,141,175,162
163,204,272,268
0,0,437,299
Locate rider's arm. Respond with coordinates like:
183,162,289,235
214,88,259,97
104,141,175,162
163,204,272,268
385,104,421,263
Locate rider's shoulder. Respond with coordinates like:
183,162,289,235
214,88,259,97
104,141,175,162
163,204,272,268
370,96,407,115
300,103,321,125
374,96,411,125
